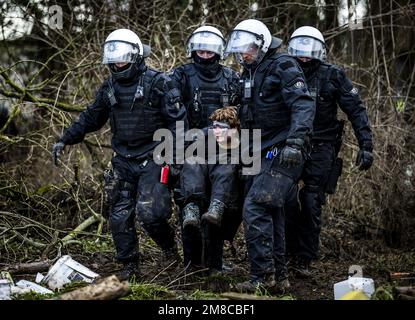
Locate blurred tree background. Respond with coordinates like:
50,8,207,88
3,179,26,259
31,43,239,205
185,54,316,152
0,0,414,299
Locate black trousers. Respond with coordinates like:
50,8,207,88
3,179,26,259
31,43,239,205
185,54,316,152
109,155,175,263
243,154,303,280
285,142,335,261
180,160,242,269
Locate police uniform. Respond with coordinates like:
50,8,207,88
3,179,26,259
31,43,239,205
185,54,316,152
285,60,373,263
239,51,315,282
59,60,187,264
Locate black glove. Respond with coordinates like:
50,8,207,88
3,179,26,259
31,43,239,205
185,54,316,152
356,149,373,171
279,138,304,168
52,141,65,167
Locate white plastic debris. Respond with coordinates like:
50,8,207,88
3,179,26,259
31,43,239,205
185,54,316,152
41,255,99,290
334,277,375,300
15,280,53,295
35,272,45,284
0,279,12,300
0,271,14,300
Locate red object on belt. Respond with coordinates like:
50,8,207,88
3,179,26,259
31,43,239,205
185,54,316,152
160,165,169,185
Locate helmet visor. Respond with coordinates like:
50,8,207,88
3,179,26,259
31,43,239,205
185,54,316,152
224,30,263,55
102,41,139,64
288,36,325,61
187,31,225,56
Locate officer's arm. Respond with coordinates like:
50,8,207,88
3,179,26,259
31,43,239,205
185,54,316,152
60,83,110,145
335,68,373,150
230,69,242,106
156,74,188,162
169,66,187,103
278,58,316,141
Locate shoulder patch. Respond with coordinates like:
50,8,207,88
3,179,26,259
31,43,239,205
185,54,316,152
280,60,295,70
350,87,359,95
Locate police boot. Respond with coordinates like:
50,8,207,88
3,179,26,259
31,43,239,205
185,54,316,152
201,199,226,226
234,274,277,294
182,202,200,229
118,261,140,282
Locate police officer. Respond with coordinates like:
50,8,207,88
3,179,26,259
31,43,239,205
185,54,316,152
224,19,315,292
285,26,374,276
170,26,241,272
51,29,187,279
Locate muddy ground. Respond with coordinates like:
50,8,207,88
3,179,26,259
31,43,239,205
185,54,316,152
9,218,414,300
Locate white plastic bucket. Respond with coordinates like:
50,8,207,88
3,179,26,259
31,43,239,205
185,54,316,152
334,277,375,300
42,255,99,290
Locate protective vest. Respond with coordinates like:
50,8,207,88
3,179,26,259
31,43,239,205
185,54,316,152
240,53,292,130
183,64,236,129
106,67,166,142
305,63,338,133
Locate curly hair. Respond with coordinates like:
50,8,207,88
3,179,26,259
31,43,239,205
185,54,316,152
209,106,240,129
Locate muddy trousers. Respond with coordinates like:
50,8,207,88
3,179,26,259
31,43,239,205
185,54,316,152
286,143,334,261
109,155,175,263
180,161,241,269
243,156,303,280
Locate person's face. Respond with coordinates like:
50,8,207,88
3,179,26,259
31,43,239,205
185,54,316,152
298,57,312,63
241,45,259,64
196,50,216,59
115,62,128,69
212,122,231,143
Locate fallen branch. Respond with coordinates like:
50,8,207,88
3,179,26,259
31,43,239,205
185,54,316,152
61,214,103,244
2,260,52,275
394,286,415,296
397,294,415,300
50,275,131,300
390,272,415,282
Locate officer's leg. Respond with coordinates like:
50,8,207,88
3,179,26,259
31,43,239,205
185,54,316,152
202,222,224,272
242,170,276,280
136,160,177,258
109,183,138,263
108,156,139,279
180,161,209,268
297,143,334,263
284,184,301,258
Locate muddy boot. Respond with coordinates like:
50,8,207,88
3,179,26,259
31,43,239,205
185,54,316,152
234,274,277,294
182,202,200,229
201,199,226,226
118,261,140,281
292,257,312,278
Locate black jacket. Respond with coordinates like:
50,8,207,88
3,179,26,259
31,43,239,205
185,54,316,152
60,63,188,160
300,60,373,150
239,51,316,151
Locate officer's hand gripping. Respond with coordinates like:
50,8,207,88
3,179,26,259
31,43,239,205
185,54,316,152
355,149,373,171
52,141,65,167
279,138,304,168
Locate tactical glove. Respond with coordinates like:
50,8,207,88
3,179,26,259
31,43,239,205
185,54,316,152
356,149,373,171
279,138,304,168
52,141,65,167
